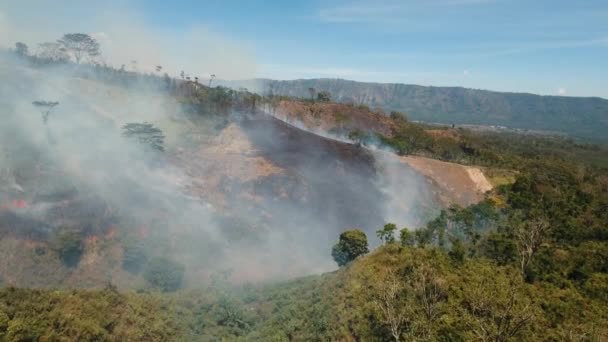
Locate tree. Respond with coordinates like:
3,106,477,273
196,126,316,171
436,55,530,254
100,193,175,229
245,93,261,113
208,74,216,88
399,228,415,247
308,87,316,102
14,42,29,57
390,111,408,123
155,65,163,73
411,263,446,323
414,228,432,248
317,91,331,102
331,229,369,266
373,269,412,342
32,101,59,124
377,223,397,244
515,217,549,275
58,33,100,64
143,257,185,292
448,238,466,263
122,122,165,152
36,42,69,63
457,266,536,342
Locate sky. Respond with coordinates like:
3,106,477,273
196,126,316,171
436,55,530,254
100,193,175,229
1,0,607,98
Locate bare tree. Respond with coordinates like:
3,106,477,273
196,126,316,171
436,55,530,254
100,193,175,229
57,33,100,64
413,264,446,323
373,269,411,342
515,217,549,274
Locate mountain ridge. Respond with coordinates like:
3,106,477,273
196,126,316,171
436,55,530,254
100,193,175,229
219,78,608,141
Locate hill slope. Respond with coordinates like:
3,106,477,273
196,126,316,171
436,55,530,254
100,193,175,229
224,78,608,140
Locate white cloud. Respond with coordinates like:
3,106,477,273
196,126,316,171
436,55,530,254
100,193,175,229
557,87,567,95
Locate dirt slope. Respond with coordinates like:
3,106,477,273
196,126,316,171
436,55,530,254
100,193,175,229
401,156,492,207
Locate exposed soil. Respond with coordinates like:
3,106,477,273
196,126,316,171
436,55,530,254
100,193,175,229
400,155,492,207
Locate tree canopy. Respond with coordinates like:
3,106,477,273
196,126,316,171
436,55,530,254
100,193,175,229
122,122,165,152
57,33,100,64
332,229,369,266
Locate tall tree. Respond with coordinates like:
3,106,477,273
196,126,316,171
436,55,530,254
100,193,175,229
57,33,100,64
377,223,397,244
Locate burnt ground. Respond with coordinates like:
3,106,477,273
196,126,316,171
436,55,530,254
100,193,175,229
240,116,386,233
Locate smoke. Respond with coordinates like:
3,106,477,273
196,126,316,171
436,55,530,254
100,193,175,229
0,2,439,288
0,55,439,288
0,1,256,80
263,108,440,229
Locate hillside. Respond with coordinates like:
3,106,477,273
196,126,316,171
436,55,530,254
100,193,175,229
223,78,608,141
1,50,608,341
2,243,607,341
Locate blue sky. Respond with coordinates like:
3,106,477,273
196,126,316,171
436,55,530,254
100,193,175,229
1,0,607,97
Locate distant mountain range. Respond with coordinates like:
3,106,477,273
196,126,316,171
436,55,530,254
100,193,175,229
220,78,608,141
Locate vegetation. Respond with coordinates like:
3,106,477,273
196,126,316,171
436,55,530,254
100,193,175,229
57,33,101,64
0,287,179,341
331,229,369,266
377,223,397,244
143,257,185,292
122,122,166,152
